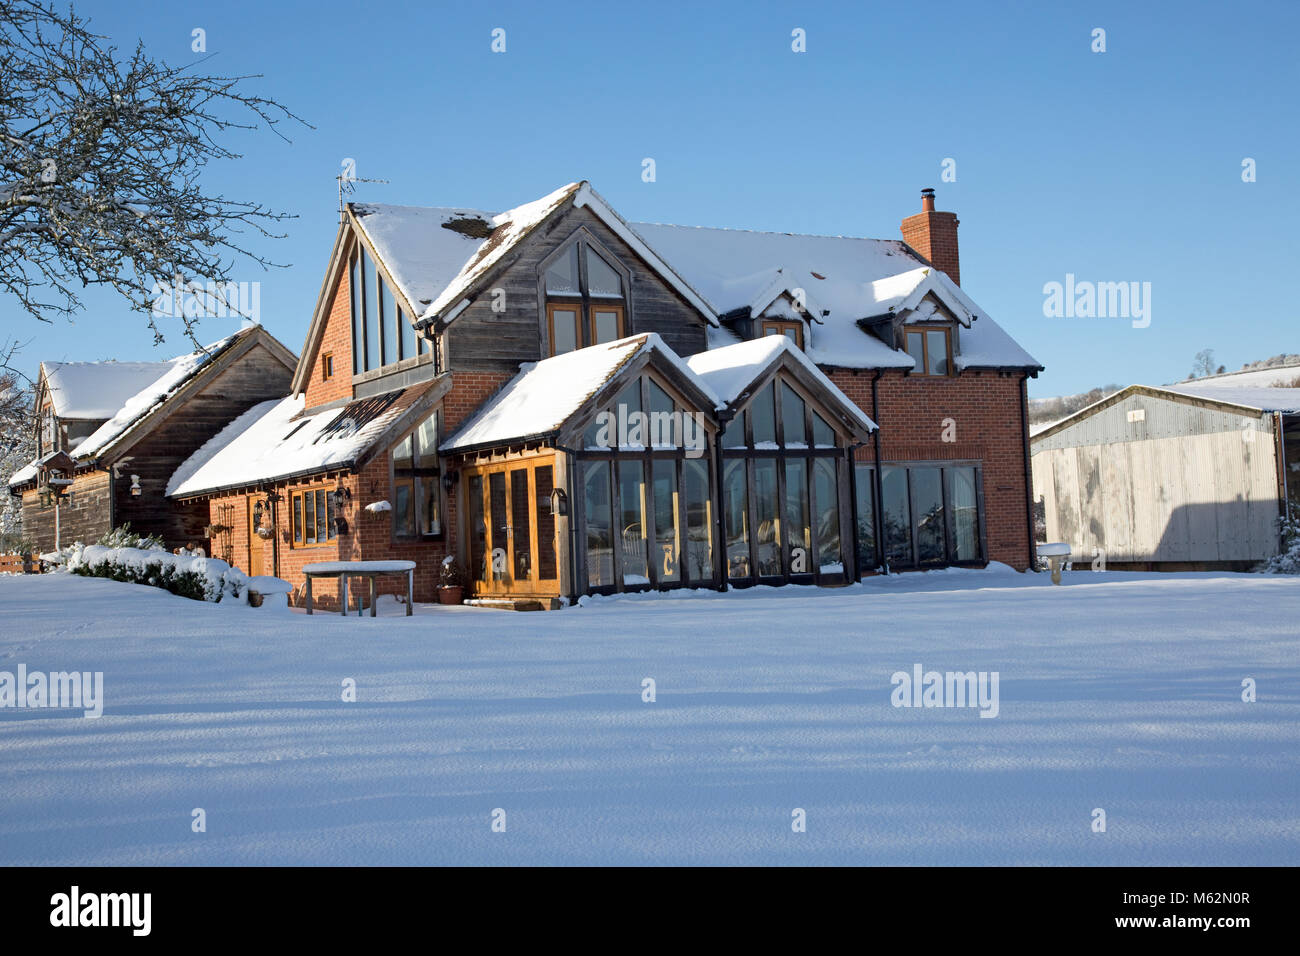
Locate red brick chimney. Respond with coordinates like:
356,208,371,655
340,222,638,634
900,187,960,286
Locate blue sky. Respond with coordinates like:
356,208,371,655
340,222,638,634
5,0,1296,397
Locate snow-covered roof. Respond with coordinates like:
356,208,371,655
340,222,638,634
350,182,718,328
168,385,432,498
1161,383,1300,414
41,358,174,419
352,183,581,321
685,336,877,432
441,333,723,454
69,333,243,460
632,222,1041,371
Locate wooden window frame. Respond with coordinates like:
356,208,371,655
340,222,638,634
538,228,633,357
588,302,626,347
289,483,338,550
904,325,954,377
570,369,719,595
390,411,444,542
761,320,804,349
322,352,334,381
546,301,583,357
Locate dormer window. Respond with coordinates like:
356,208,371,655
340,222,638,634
761,320,804,349
542,237,628,356
905,326,952,376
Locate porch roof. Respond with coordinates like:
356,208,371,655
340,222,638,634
440,333,725,455
167,380,441,498
685,335,878,433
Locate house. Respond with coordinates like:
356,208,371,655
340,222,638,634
167,181,1042,608
1031,377,1300,570
6,326,296,553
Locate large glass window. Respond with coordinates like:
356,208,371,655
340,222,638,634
583,461,614,588
724,459,749,580
863,463,984,569
653,459,681,584
881,466,912,566
617,461,649,585
350,242,425,376
751,383,777,447
786,459,811,575
684,458,714,582
781,382,806,447
392,411,441,538
543,239,627,355
911,467,945,564
946,467,980,562
753,458,781,576
361,248,379,373
854,464,877,570
814,458,842,574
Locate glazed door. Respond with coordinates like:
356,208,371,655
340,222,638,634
462,456,559,597
246,496,265,577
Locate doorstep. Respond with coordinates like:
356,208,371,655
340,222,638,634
462,597,561,612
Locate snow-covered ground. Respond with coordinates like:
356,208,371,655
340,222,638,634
1,566,1297,866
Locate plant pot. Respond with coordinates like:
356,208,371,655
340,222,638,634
438,585,463,605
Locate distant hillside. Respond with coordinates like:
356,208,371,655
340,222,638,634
1029,352,1300,425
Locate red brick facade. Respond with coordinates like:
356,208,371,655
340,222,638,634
303,245,355,409
900,193,961,287
828,367,1033,570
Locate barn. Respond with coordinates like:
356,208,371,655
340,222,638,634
1030,380,1300,570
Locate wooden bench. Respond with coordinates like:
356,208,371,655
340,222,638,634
301,560,417,617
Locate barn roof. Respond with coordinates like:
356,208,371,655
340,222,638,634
1030,382,1300,445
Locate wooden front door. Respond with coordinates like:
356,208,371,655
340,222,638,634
247,496,266,577
463,455,560,598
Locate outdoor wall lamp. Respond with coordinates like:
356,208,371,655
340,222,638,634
129,474,142,497
442,470,460,493
550,487,568,517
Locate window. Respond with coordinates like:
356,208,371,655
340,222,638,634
543,237,627,355
904,327,952,376
576,370,714,593
856,462,984,569
762,320,804,349
392,411,442,538
719,372,846,585
349,240,427,375
322,352,334,381
291,486,339,548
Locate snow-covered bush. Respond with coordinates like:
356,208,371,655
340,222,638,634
1259,515,1300,574
69,544,248,602
96,523,166,551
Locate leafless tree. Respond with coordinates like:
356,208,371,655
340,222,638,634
1,0,308,363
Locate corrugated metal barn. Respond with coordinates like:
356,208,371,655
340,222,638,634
1031,382,1300,570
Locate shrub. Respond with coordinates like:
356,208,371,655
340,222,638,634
440,555,469,589
1259,515,1300,574
96,523,166,551
69,543,245,602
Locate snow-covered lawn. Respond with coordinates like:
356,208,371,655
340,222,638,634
1,566,1297,866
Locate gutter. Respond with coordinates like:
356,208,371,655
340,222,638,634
1020,373,1037,572
870,369,887,574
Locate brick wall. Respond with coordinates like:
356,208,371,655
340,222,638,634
304,249,354,409
827,367,1033,570
900,210,961,287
